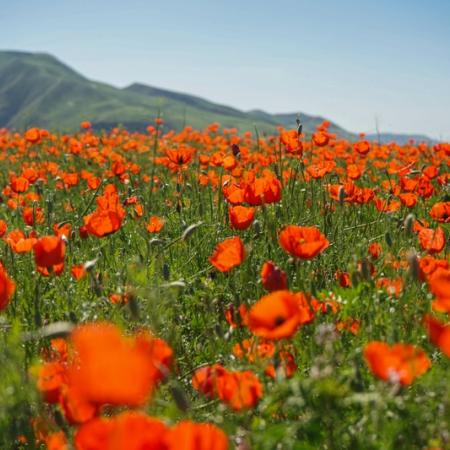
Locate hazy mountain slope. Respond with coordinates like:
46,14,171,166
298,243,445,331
0,50,434,142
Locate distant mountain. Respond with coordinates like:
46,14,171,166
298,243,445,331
0,50,435,143
365,133,436,145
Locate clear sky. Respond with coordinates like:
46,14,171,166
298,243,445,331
1,0,449,139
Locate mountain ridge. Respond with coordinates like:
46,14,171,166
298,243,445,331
0,50,435,143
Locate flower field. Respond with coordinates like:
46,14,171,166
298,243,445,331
0,120,449,449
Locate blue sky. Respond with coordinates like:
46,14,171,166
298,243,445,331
1,0,449,139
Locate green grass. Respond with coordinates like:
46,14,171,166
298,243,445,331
0,124,448,449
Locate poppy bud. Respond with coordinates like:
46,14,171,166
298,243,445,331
170,384,190,413
128,294,140,320
181,221,203,241
338,186,346,205
404,213,415,235
407,250,420,281
385,232,393,247
162,263,170,280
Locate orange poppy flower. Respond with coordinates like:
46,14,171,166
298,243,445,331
209,236,245,272
260,260,287,291
10,176,30,193
244,175,282,206
53,223,72,240
353,140,371,155
0,220,7,237
279,225,329,259
33,236,65,269
423,315,450,358
265,350,297,379
336,318,360,335
228,205,255,230
280,129,302,155
192,364,228,399
71,265,86,280
368,242,382,259
25,127,41,144
166,147,195,167
167,421,228,450
84,209,124,238
216,370,263,411
36,361,67,404
430,201,450,223
312,131,329,147
418,226,446,254
364,341,431,385
146,216,165,233
22,206,45,226
0,264,15,311
67,323,172,408
376,277,403,297
224,304,248,328
335,270,351,288
84,184,126,238
248,290,313,340
75,412,169,450
232,338,275,362
399,193,418,208
418,255,449,281
428,268,450,313
4,229,37,253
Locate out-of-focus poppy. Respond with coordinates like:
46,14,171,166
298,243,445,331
423,315,450,358
428,268,450,313
0,263,15,311
364,341,431,385
33,236,65,269
75,412,169,450
67,323,172,408
167,421,229,450
146,216,165,233
216,370,263,411
418,226,446,254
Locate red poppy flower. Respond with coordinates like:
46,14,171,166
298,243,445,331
423,315,450,358
209,236,245,272
335,270,351,288
75,412,169,450
368,242,382,259
260,261,287,291
279,225,329,259
428,268,450,313
248,290,313,340
67,323,172,409
265,350,297,379
0,264,15,311
430,201,450,223
364,341,431,385
418,226,446,254
216,370,263,411
228,205,255,230
167,421,228,450
33,236,66,269
146,216,165,233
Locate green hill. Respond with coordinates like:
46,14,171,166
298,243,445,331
0,50,434,142
0,50,355,136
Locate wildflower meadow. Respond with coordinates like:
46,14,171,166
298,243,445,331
0,120,448,449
